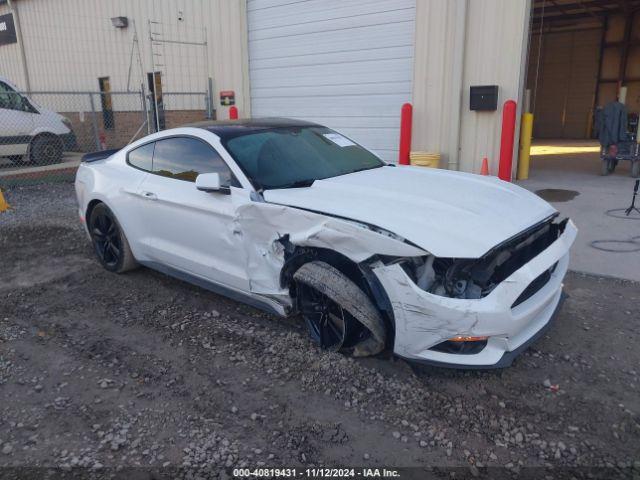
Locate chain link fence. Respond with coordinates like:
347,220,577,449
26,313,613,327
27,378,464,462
0,89,211,188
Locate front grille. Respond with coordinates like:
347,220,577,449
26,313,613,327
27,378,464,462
512,262,558,308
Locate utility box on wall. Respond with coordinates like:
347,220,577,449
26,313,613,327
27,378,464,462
470,85,499,111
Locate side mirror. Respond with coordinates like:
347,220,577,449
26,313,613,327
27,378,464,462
195,172,230,194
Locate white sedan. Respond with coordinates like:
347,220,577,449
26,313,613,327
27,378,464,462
75,118,577,368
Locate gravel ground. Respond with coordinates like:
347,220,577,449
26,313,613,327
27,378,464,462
1,183,639,480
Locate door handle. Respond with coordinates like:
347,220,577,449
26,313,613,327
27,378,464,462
141,191,157,201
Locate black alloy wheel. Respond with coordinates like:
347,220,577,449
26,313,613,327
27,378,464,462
297,282,358,351
89,208,123,270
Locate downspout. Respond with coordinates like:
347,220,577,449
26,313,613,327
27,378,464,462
447,0,468,171
7,0,31,93
239,0,252,117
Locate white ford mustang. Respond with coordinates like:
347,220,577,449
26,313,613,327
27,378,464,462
75,118,577,368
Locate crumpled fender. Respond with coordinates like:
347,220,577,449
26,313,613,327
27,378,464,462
233,201,427,297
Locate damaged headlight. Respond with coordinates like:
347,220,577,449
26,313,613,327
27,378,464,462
401,217,568,300
401,256,487,299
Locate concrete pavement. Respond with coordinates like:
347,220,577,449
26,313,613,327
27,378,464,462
518,140,640,282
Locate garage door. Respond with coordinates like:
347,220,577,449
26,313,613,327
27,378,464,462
247,0,416,162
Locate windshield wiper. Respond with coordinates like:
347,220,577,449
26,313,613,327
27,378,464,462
267,178,316,190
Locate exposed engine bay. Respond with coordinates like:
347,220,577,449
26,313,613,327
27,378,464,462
401,216,569,300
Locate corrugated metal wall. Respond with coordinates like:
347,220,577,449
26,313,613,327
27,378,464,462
412,0,531,174
410,0,465,169
0,0,248,116
0,3,26,88
1,0,534,174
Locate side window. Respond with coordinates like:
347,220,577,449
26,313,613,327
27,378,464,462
152,137,239,185
127,142,154,171
0,81,29,111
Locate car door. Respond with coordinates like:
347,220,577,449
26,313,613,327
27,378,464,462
0,81,35,157
136,135,249,292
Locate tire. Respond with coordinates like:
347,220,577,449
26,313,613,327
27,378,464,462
294,261,387,357
29,134,63,165
88,203,138,273
601,158,614,176
631,160,640,179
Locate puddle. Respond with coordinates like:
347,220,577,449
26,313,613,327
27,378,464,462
535,189,580,202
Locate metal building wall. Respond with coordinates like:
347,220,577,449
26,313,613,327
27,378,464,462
1,0,532,173
0,0,248,117
411,0,531,174
0,2,27,88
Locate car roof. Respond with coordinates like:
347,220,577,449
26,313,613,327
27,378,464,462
185,117,322,141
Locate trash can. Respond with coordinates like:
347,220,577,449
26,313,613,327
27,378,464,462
410,152,441,168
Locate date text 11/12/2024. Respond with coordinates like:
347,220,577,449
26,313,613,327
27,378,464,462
233,468,401,478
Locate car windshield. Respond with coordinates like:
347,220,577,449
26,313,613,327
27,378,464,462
223,126,384,190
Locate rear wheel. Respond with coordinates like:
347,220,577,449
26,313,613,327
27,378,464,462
29,134,63,165
88,203,138,273
631,160,640,178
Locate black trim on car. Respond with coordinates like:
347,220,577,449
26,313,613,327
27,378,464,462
0,134,32,145
139,260,286,318
512,262,558,308
82,148,120,163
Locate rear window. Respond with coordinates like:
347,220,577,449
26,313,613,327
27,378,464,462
127,142,154,171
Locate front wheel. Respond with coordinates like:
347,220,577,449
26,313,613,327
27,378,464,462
88,203,138,273
29,134,63,165
294,261,387,357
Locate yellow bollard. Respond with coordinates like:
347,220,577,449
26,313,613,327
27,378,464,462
0,188,10,212
517,113,534,180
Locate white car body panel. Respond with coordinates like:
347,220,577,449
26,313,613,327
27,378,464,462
75,123,576,368
263,165,557,258
233,200,428,298
373,221,576,366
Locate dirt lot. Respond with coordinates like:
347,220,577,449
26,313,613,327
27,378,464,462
1,184,639,479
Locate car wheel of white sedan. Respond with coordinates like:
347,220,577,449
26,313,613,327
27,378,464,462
88,203,138,273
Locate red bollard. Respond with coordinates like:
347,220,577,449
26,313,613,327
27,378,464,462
398,103,412,165
498,100,517,181
229,106,238,120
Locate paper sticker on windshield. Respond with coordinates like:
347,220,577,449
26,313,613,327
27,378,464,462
323,133,355,147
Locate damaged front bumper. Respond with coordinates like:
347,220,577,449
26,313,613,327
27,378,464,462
372,220,578,368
